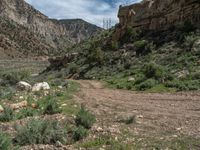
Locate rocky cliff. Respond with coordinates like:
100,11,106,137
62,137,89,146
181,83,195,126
114,0,200,40
0,0,102,58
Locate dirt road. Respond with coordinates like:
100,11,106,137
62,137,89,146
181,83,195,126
74,80,200,138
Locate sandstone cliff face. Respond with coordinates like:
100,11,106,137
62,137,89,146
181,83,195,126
116,0,200,39
0,0,101,58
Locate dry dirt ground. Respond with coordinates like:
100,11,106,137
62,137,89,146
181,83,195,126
74,80,200,145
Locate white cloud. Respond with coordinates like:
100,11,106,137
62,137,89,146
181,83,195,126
25,0,141,27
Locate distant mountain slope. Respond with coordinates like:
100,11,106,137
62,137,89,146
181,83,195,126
0,0,102,58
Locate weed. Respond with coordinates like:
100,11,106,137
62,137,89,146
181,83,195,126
75,106,95,129
14,119,66,146
0,132,13,150
43,95,61,115
72,126,88,141
0,107,14,122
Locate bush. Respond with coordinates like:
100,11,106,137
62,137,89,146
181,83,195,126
111,41,119,50
88,47,104,64
0,87,16,100
136,79,157,91
43,96,61,115
0,107,14,122
14,119,66,146
184,33,198,51
75,106,95,129
134,40,147,50
133,40,155,56
120,26,138,43
0,70,30,86
16,108,37,120
143,63,166,81
72,126,88,141
50,79,63,86
0,132,13,150
165,80,199,91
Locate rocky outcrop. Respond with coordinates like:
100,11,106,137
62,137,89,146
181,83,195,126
0,0,102,58
115,0,200,39
48,53,78,70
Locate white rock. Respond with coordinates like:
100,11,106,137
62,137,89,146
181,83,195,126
58,86,63,89
128,77,135,82
17,81,32,91
137,115,144,119
0,105,4,112
32,82,50,92
19,96,24,99
61,104,67,107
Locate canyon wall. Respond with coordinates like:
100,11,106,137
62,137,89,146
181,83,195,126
0,0,102,58
114,0,200,40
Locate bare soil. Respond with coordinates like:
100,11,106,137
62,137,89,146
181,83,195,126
74,80,200,139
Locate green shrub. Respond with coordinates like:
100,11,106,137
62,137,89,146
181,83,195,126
165,80,199,91
136,79,157,91
121,26,138,43
0,87,16,100
43,96,61,115
50,79,63,86
111,41,119,50
133,40,155,56
72,126,88,141
134,40,147,50
0,132,12,150
143,63,166,81
16,108,37,120
14,119,66,146
0,70,30,86
184,33,198,51
68,63,79,74
88,47,104,64
0,107,14,122
75,107,95,129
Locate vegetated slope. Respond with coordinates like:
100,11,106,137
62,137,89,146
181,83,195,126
45,0,200,92
0,0,102,58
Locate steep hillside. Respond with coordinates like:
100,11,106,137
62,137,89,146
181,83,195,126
45,0,200,92
0,0,102,58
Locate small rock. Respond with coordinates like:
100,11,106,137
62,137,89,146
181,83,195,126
176,127,182,131
17,81,32,91
10,100,28,110
31,103,37,109
137,115,144,119
58,86,63,89
172,135,178,138
19,96,24,99
192,39,200,52
128,77,135,82
0,105,4,112
32,82,50,92
44,91,49,96
56,141,62,147
61,104,67,107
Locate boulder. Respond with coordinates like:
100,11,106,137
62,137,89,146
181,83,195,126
0,105,4,112
17,81,32,91
32,82,50,92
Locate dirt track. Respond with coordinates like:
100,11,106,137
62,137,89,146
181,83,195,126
74,80,200,138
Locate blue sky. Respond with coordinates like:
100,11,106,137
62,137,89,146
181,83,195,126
25,0,141,27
